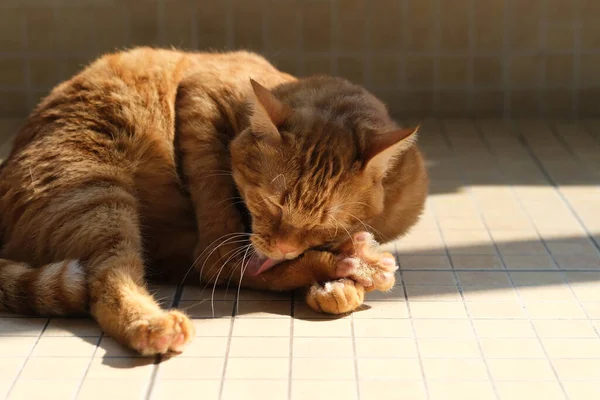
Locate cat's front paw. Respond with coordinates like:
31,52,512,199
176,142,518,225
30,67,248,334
306,279,365,314
127,309,195,356
334,231,398,292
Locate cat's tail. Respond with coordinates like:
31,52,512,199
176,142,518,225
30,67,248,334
0,258,88,315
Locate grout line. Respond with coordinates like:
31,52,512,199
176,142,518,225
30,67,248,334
439,119,568,398
287,292,295,400
73,333,105,399
431,120,500,400
5,319,50,398
395,244,431,400
512,122,600,253
217,286,237,400
143,286,185,400
350,309,361,400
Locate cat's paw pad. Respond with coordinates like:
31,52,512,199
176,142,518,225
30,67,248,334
335,231,398,292
128,310,195,356
305,279,365,314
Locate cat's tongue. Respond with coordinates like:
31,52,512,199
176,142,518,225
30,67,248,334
245,255,280,276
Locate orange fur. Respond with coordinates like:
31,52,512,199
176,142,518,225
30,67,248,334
0,48,428,355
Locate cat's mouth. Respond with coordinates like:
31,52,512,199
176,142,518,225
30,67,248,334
244,254,283,276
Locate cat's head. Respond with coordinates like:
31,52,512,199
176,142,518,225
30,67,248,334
230,77,418,274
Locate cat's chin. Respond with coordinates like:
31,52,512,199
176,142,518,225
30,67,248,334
244,254,282,276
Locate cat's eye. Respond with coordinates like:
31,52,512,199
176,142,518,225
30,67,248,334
264,196,283,218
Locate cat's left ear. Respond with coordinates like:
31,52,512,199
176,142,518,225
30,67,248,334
363,125,420,175
248,79,292,141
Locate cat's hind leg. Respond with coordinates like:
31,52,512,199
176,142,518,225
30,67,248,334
1,185,194,356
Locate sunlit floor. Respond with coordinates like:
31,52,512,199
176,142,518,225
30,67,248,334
1,119,600,400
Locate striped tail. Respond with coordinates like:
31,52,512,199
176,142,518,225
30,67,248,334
0,259,88,315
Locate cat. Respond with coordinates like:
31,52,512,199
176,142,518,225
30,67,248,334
0,48,428,355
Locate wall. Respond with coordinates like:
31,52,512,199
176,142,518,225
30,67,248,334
0,0,597,118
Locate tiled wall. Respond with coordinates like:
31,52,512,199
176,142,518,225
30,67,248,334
0,0,598,118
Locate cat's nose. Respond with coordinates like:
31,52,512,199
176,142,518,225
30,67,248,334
275,241,300,259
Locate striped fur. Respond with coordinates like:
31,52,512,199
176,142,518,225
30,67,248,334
0,259,86,315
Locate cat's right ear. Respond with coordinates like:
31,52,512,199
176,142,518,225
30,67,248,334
248,79,292,142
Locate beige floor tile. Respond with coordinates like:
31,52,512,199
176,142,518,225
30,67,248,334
44,318,101,337
472,320,537,338
491,230,548,255
503,254,557,269
226,357,289,379
479,338,546,359
546,238,599,255
229,336,289,358
487,358,557,380
9,379,80,400
438,217,486,230
291,380,358,400
294,337,353,358
158,357,224,380
554,254,600,270
581,302,600,318
193,317,232,337
562,381,600,400
178,300,234,318
565,273,600,301
293,318,351,337
151,380,220,400
509,271,566,286
0,336,38,356
20,357,90,379
409,301,469,319
32,336,98,357
180,336,229,357
237,288,292,301
398,255,452,269
0,357,26,379
353,319,413,338
516,285,577,301
0,380,11,399
180,285,235,301
553,359,600,380
533,319,599,338
360,380,427,400
402,271,456,285
236,300,292,318
428,381,496,400
365,285,405,301
412,319,475,338
94,337,141,358
293,357,355,380
222,380,287,400
354,301,409,319
405,285,462,302
495,381,565,400
232,318,290,337
86,357,155,380
467,301,527,319
355,338,418,358
0,318,47,336
80,379,150,400
422,358,489,380
456,271,511,286
524,301,587,319
451,254,503,269
358,358,422,380
542,338,600,358
418,338,481,358
462,287,520,302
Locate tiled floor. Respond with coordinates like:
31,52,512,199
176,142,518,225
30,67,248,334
1,118,600,399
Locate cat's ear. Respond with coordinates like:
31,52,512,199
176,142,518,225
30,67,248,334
363,125,420,174
248,79,292,141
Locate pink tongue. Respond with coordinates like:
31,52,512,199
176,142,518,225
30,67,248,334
245,256,279,276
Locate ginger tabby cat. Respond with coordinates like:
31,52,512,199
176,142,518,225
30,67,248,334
0,48,428,355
